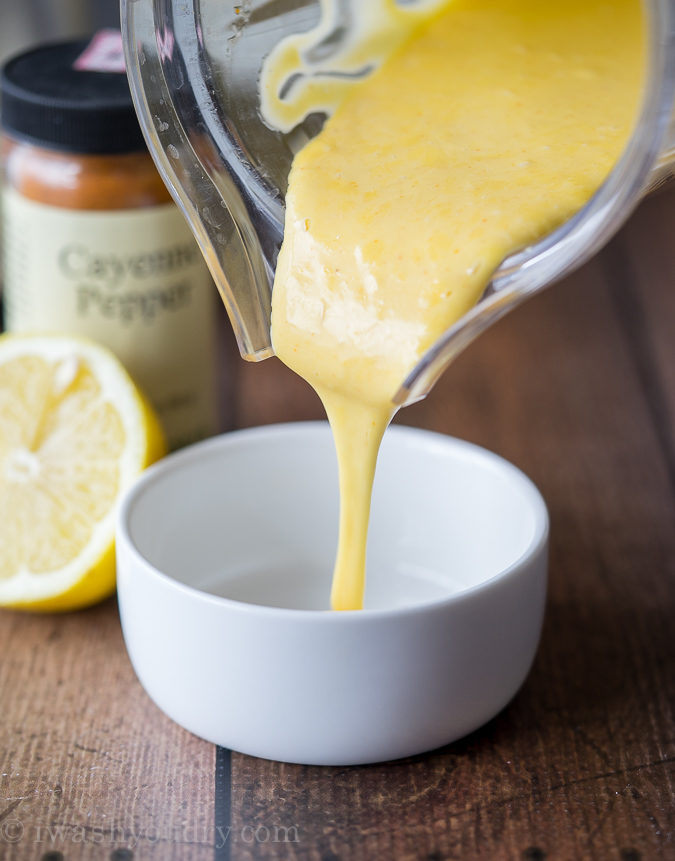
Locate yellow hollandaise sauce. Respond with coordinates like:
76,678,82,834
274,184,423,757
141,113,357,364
269,0,644,610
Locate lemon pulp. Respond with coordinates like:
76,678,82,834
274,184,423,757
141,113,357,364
0,334,166,611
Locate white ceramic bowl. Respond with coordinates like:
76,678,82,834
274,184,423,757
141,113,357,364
116,422,548,765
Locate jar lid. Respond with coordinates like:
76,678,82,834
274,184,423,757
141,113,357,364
0,36,147,154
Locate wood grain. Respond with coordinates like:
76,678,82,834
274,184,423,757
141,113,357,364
0,600,215,860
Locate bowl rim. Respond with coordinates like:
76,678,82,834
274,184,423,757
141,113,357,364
116,421,549,622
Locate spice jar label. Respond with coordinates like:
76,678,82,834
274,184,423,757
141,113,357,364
2,189,219,448
72,30,126,75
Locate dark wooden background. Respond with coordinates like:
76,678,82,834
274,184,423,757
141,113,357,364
1,187,673,860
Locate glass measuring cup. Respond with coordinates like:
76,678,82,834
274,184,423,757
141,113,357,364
122,0,675,405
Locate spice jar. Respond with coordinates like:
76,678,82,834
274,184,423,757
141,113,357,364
0,35,221,449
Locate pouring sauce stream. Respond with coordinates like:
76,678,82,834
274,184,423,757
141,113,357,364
268,0,644,610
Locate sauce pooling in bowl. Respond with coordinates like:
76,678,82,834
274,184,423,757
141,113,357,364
269,0,645,610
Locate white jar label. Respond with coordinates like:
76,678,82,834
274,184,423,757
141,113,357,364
2,189,220,449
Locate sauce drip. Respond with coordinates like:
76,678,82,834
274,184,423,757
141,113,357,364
269,0,644,610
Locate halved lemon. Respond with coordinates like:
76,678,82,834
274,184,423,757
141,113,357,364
0,334,167,612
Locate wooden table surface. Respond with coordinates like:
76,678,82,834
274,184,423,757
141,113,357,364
1,186,674,861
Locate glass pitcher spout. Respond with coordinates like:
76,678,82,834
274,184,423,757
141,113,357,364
123,0,292,361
